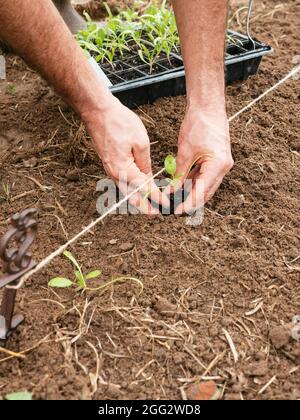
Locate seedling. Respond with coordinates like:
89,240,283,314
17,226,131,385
164,154,182,187
76,1,179,73
6,83,17,94
48,250,143,294
76,1,243,75
1,180,11,202
141,154,183,213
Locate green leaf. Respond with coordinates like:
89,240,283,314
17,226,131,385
164,155,177,177
138,49,146,64
75,271,86,288
83,11,92,22
63,250,82,273
5,392,32,401
85,270,102,280
48,278,73,288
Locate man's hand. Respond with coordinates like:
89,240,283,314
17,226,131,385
172,0,232,213
83,98,167,214
174,106,234,214
0,0,166,215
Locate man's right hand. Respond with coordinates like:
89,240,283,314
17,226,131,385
83,98,168,214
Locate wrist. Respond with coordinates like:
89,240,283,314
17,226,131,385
186,78,226,113
65,55,119,123
186,94,226,116
78,86,120,129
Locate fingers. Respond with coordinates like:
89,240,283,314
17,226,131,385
117,177,160,215
175,177,204,215
203,156,233,202
118,161,170,214
133,141,152,175
175,160,220,215
175,149,193,188
175,156,233,214
131,148,170,209
129,142,170,207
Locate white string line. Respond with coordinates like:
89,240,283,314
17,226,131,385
8,168,164,290
228,64,300,122
8,64,300,290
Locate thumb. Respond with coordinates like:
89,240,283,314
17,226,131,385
176,149,193,180
172,147,193,193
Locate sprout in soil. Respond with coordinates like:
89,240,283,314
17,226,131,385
1,180,11,202
6,83,17,94
48,250,143,294
164,154,182,187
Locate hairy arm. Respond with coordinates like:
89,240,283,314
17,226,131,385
0,0,110,115
0,0,165,213
172,0,233,213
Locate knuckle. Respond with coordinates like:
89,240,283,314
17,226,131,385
136,139,150,153
219,155,234,172
107,163,122,181
110,169,119,181
225,157,234,171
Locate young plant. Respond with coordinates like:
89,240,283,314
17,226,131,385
138,42,161,73
6,84,17,94
164,154,182,187
48,250,101,290
48,250,143,294
76,1,180,74
76,1,241,76
1,180,11,202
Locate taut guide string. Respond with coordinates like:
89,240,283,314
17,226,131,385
7,64,300,290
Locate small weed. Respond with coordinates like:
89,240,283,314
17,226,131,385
48,250,143,294
1,180,11,202
6,83,17,94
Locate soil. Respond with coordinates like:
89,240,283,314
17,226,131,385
94,40,184,83
101,54,183,84
0,0,299,401
75,0,135,20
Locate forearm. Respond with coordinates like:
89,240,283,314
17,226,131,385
173,0,228,110
0,0,114,118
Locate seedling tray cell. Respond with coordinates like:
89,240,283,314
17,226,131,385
99,30,272,108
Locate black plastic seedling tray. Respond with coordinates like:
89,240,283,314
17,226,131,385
101,30,272,108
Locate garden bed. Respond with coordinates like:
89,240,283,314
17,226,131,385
0,0,299,401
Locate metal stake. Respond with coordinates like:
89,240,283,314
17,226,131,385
0,208,37,346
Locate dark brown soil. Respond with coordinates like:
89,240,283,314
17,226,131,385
100,53,183,83
75,0,135,20
0,0,299,400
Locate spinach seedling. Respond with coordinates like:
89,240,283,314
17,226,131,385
164,155,182,186
48,250,101,290
48,250,143,294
